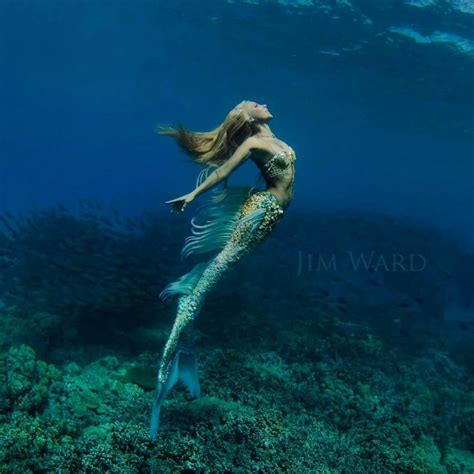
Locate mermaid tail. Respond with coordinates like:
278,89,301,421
150,345,200,439
150,186,284,439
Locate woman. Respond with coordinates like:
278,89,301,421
150,100,296,439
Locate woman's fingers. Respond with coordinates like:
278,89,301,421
165,192,194,213
166,198,186,213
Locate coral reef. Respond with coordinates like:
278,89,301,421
1,311,473,472
0,204,473,471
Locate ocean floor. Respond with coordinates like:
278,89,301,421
2,305,474,473
0,203,473,473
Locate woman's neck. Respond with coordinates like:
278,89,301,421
253,123,275,138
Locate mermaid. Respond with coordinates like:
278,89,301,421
150,100,296,439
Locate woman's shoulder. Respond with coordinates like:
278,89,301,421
243,135,275,154
243,135,262,148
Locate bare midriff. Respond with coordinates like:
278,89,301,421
267,182,294,210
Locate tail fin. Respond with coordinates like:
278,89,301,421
159,262,208,302
150,348,201,440
150,355,179,440
177,347,201,398
181,186,255,259
159,186,261,303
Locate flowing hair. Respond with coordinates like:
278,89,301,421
156,103,255,167
157,102,258,202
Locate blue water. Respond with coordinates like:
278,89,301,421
1,1,474,471
2,0,473,247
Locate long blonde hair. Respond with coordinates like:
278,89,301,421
157,103,256,167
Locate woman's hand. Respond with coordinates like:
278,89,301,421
165,192,196,213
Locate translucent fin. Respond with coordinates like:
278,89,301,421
236,207,267,233
194,164,231,207
149,348,201,440
160,186,260,302
150,353,179,440
210,178,229,204
178,348,201,398
195,164,228,203
159,261,208,301
195,166,214,188
181,186,254,259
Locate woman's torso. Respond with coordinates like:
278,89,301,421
250,138,296,210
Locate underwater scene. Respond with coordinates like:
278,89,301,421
1,0,474,472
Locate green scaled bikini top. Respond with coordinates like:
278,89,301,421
246,145,296,197
262,146,296,179
197,146,297,199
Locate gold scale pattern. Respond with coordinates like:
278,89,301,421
157,147,296,384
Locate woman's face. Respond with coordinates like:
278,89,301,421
239,100,273,121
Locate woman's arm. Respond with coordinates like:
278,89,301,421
166,138,255,212
192,138,254,198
